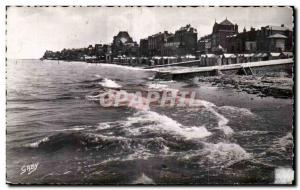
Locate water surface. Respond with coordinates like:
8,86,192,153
6,59,294,184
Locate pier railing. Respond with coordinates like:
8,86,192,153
155,58,294,80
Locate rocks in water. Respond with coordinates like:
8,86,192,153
197,75,293,98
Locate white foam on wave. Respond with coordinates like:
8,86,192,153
269,132,293,153
146,83,240,136
26,137,49,148
99,78,121,88
218,106,255,117
88,133,128,141
146,82,179,94
179,142,250,168
278,132,293,147
124,145,154,161
124,110,211,139
147,83,168,89
96,123,112,130
53,126,86,132
203,142,251,166
85,94,101,101
132,173,155,184
237,130,270,136
193,99,234,135
274,167,294,184
90,157,123,166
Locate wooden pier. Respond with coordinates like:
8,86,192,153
154,58,294,80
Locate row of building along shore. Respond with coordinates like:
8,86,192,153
42,18,294,66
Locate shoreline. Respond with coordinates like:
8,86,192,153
41,59,293,99
41,58,149,68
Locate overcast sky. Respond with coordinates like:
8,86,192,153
7,6,293,59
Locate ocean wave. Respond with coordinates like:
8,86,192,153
53,126,87,132
147,83,168,89
277,132,293,147
268,132,293,153
193,99,234,135
99,78,122,88
132,173,155,184
7,96,77,103
181,142,251,168
25,136,50,148
146,82,179,94
203,142,251,166
218,106,255,117
79,77,104,84
123,146,154,161
23,132,135,153
237,130,270,136
85,93,102,101
96,123,112,130
124,110,212,139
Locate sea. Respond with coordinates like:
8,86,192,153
6,59,294,184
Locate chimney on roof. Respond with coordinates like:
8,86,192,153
281,24,285,27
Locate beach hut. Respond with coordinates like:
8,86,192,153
254,53,268,62
199,54,206,66
253,53,268,61
168,56,178,64
130,57,137,65
206,54,220,66
152,56,162,65
268,52,281,60
244,53,255,62
253,53,261,62
248,53,255,62
222,54,237,65
261,53,269,61
161,56,167,65
282,52,293,58
236,54,245,63
162,56,179,64
139,57,149,65
181,55,196,62
243,54,250,63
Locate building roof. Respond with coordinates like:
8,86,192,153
244,53,255,57
206,54,218,58
152,56,162,59
220,18,234,26
267,33,287,39
255,53,268,57
266,25,291,31
270,52,281,57
223,53,236,58
282,52,293,57
183,55,196,59
178,24,197,33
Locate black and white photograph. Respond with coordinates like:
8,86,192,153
5,6,295,185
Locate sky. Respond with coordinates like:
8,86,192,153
7,6,293,59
